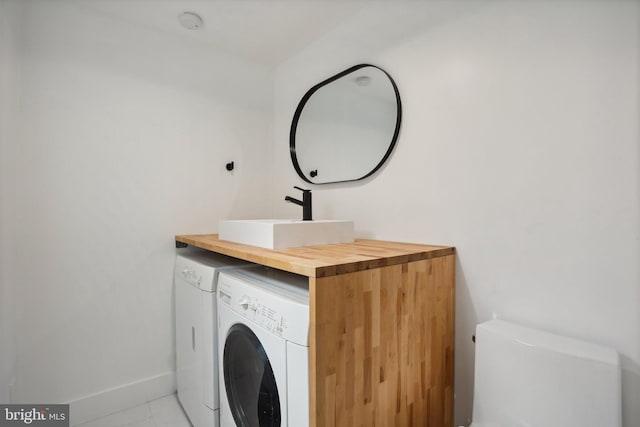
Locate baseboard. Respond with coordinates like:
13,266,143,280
68,371,176,426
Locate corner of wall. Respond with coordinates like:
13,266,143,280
68,372,175,426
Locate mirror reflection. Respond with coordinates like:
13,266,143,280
290,64,401,184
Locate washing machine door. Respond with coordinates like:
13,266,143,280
223,324,281,427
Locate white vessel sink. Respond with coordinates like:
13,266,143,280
219,219,354,250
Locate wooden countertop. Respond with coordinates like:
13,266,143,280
175,234,455,278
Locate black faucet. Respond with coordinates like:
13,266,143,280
285,186,312,221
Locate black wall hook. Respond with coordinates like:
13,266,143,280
226,161,234,171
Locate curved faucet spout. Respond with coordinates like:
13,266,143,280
285,196,303,206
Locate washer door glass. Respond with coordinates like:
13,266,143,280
224,324,281,427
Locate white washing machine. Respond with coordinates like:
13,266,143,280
174,249,253,427
217,267,310,427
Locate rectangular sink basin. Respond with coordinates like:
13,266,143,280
219,219,354,250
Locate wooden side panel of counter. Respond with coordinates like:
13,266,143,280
309,254,455,427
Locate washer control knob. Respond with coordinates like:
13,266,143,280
239,297,250,310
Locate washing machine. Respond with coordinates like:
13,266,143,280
217,266,310,427
174,249,253,427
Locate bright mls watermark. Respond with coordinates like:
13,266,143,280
1,405,68,426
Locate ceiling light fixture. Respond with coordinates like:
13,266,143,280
354,75,371,87
179,12,203,30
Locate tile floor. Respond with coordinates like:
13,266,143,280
76,394,191,427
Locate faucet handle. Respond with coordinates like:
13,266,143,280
293,186,311,193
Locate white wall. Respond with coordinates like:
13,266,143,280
0,0,22,404
7,1,274,422
273,2,640,426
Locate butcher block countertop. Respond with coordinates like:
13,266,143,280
175,234,455,278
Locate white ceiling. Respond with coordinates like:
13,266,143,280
73,0,371,67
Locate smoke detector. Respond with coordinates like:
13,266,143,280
179,12,203,30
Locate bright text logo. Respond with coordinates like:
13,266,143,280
0,405,68,426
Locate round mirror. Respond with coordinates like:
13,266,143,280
290,64,401,184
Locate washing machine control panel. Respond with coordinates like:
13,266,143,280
237,295,287,337
218,269,310,345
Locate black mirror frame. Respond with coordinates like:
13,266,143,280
289,63,402,184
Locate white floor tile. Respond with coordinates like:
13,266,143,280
149,395,186,420
125,419,155,427
154,417,192,427
76,395,190,427
76,403,150,427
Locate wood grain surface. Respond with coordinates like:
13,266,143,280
175,234,454,278
310,255,456,427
